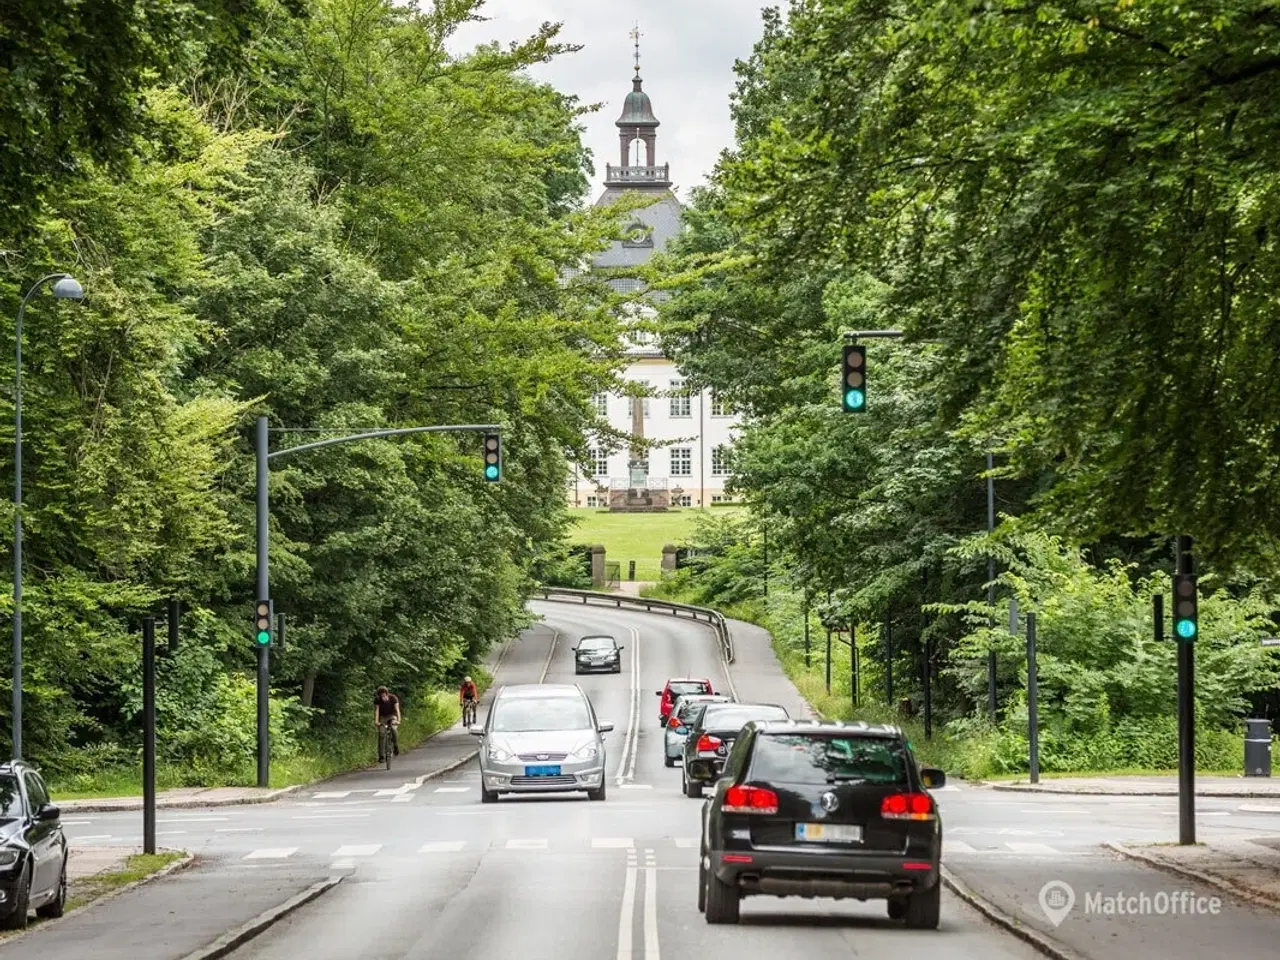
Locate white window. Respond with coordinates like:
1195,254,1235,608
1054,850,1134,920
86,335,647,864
669,380,691,418
670,447,692,477
627,381,650,418
712,495,724,504
678,495,692,507
712,445,731,476
586,495,599,508
710,392,730,417
588,448,609,477
592,394,608,416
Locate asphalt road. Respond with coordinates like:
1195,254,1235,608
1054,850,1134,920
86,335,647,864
14,600,1280,959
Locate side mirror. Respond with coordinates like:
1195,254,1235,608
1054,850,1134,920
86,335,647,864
37,804,60,822
655,691,663,696
468,727,484,737
617,646,625,651
597,721,615,733
921,768,947,789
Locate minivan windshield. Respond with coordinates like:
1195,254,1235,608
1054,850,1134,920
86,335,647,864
749,734,909,785
491,697,592,732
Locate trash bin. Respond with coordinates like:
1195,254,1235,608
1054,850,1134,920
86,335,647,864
1244,718,1272,777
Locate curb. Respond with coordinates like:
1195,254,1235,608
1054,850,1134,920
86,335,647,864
0,848,196,947
940,865,1088,960
176,876,343,960
1103,841,1280,913
413,748,478,786
61,785,305,814
988,783,1280,798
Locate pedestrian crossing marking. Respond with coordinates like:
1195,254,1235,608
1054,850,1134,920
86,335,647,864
674,838,698,848
435,787,469,793
391,795,412,803
592,837,634,848
419,841,467,853
506,838,549,849
313,791,351,799
947,841,978,854
244,848,297,860
1005,842,1058,854
331,844,381,858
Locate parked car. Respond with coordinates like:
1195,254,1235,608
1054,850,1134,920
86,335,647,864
697,718,946,927
573,635,623,674
470,684,614,802
656,678,715,727
681,701,790,797
0,761,69,929
663,694,734,767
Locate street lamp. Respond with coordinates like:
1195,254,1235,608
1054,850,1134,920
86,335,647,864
12,273,84,759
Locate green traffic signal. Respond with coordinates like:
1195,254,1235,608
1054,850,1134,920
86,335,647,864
842,345,866,412
256,630,271,645
845,388,865,410
1175,618,1196,639
485,464,499,480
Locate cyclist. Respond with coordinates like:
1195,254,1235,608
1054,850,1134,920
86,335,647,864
459,676,478,725
374,686,401,761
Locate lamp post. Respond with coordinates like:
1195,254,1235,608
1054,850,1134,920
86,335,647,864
12,273,84,758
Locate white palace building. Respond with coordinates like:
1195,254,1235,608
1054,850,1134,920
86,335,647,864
568,56,741,511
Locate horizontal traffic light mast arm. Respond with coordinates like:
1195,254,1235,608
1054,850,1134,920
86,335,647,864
267,424,501,460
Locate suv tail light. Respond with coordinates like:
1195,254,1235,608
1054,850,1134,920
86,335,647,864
722,785,778,814
881,792,936,820
696,734,722,752
668,715,683,729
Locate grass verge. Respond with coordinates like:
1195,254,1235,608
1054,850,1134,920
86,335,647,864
566,508,739,580
50,668,492,800
68,852,187,911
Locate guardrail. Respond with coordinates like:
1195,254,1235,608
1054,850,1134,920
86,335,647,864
533,587,734,664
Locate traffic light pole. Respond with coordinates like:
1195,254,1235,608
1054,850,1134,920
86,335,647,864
1176,535,1195,845
253,417,502,788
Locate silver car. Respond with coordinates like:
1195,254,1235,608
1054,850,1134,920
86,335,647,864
663,694,734,767
470,683,613,803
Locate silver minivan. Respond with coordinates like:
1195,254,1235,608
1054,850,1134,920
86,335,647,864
470,683,613,802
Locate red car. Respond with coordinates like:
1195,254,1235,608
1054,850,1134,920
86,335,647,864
657,678,715,727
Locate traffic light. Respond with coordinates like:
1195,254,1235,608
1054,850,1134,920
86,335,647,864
1173,574,1197,640
842,345,866,412
482,433,501,482
254,600,272,646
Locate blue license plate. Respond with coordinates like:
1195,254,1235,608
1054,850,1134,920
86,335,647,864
524,765,562,777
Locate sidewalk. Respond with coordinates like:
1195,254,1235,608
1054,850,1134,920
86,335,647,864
988,774,1280,798
1109,836,1280,911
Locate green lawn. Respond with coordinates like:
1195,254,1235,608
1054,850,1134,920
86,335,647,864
567,508,739,580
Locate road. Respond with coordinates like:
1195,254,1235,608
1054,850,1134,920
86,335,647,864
8,601,1279,959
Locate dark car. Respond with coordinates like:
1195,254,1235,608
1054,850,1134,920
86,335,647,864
664,694,735,767
573,635,623,674
0,761,69,929
681,701,789,797
697,719,946,927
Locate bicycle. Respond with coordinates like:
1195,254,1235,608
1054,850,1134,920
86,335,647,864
379,719,399,770
462,698,477,727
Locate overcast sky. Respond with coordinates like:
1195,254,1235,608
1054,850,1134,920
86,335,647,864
447,1,773,201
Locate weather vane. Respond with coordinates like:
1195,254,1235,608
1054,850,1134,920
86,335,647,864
630,22,641,75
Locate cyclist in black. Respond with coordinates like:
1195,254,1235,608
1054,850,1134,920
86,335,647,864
374,687,401,761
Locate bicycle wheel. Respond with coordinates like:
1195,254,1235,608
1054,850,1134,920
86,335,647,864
383,726,392,770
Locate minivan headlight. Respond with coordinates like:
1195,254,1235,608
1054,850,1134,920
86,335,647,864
487,746,514,762
0,849,20,868
571,744,599,761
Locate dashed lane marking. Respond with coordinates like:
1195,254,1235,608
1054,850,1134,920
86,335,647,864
244,848,297,860
435,787,469,793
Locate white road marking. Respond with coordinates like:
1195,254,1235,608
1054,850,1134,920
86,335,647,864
1161,810,1230,816
616,853,637,960
674,837,697,848
390,795,412,803
592,837,634,848
1239,804,1280,814
506,838,548,849
313,791,351,799
644,848,660,959
933,785,960,791
946,841,979,854
419,841,467,853
244,848,296,860
331,844,381,857
292,813,371,820
217,828,264,833
619,784,651,789
615,626,641,786
159,817,231,823
1005,842,1059,854
330,862,355,870
435,787,469,793
61,820,92,826
157,831,188,836
539,629,559,683
71,835,113,842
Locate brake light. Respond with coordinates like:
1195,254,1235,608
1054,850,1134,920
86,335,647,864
881,793,936,820
668,715,683,728
696,734,722,752
722,785,778,814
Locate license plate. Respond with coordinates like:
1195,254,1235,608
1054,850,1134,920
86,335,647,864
795,823,862,843
524,765,562,777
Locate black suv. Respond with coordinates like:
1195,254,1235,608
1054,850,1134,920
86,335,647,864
0,760,69,929
698,719,946,928
681,701,790,798
572,635,623,674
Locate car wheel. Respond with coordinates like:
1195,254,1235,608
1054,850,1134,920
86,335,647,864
1,864,30,930
903,882,941,929
683,773,703,798
697,856,708,913
664,754,675,768
480,785,498,804
588,781,607,801
704,868,739,924
887,897,906,921
36,858,67,919
613,665,621,673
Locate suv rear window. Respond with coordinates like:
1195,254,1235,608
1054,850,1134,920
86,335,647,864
699,704,788,731
675,697,722,721
669,681,709,696
748,734,910,785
